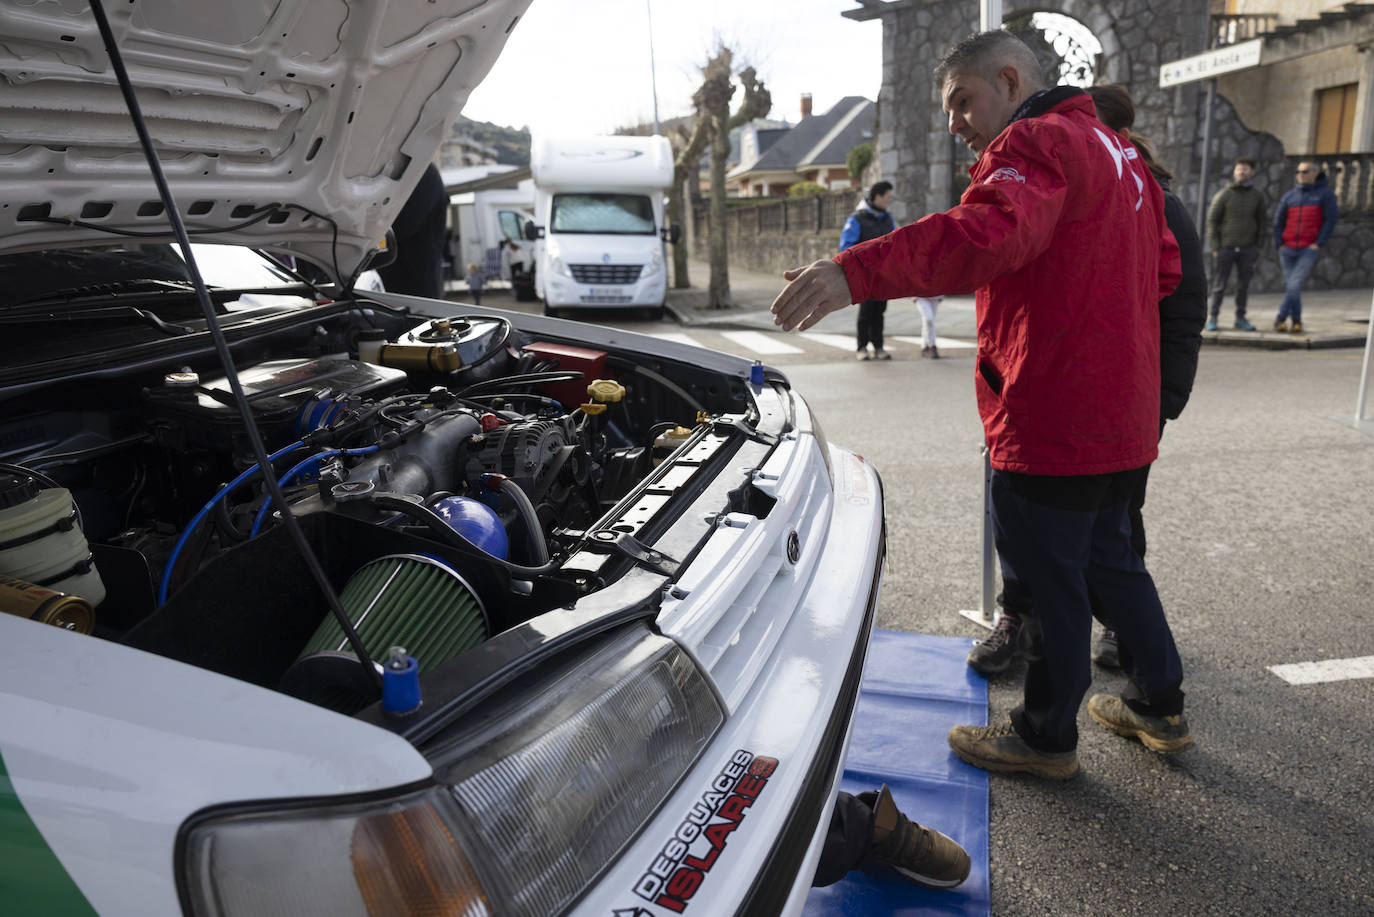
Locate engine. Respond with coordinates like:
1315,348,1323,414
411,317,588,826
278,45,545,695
0,309,718,713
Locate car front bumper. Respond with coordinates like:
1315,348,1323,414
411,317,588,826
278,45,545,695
572,444,885,917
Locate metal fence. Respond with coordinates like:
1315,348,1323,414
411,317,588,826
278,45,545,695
1288,153,1374,214
692,189,860,240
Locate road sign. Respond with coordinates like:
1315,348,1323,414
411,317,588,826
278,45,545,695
1159,38,1263,88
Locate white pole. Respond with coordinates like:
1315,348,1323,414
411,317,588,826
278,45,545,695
646,0,661,136
959,0,1004,630
981,0,1003,32
1356,287,1374,426
959,447,998,629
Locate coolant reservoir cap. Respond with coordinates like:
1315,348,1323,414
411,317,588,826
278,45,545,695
164,371,200,389
586,379,625,403
0,473,40,511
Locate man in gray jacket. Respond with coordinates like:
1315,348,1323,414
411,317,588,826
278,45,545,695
1205,156,1267,331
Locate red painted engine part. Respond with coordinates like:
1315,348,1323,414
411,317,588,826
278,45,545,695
521,341,610,409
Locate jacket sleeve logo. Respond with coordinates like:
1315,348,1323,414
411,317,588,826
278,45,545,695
984,166,1026,184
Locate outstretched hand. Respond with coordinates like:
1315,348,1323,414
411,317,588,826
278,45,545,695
770,260,855,332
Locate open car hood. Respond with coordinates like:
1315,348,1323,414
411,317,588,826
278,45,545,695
0,0,529,282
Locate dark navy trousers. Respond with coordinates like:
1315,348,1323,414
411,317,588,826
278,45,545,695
991,468,1185,753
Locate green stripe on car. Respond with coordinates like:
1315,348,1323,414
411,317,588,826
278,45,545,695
0,750,97,914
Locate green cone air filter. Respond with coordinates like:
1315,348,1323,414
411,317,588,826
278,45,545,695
300,553,489,675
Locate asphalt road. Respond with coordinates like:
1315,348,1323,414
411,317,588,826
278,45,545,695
466,291,1374,915
785,344,1374,917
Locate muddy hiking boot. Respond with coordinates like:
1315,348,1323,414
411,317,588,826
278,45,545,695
1088,695,1194,753
947,721,1080,779
966,612,1041,676
860,785,971,888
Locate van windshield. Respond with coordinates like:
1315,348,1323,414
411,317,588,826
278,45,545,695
550,193,655,234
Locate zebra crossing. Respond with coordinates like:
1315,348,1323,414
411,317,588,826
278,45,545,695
642,327,975,363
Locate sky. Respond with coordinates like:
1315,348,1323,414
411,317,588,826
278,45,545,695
462,0,883,136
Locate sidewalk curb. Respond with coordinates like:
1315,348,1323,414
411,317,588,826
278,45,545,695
1202,331,1367,350
664,299,778,331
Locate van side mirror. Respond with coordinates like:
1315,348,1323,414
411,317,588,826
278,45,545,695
523,220,544,241
661,224,682,244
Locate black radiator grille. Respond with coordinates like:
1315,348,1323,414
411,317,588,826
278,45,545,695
570,263,643,284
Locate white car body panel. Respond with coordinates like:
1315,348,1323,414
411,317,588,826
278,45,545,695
0,0,531,281
0,615,431,915
573,445,883,917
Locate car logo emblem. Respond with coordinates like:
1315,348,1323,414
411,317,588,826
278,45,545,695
786,531,801,564
602,253,611,264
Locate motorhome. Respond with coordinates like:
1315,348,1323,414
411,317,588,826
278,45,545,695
442,164,535,292
527,134,677,317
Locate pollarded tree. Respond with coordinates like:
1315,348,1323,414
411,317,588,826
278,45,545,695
668,122,707,290
690,46,770,308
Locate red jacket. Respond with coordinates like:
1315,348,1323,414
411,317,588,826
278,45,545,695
835,93,1180,475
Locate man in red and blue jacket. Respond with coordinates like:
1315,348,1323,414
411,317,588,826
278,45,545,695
771,30,1190,778
1272,161,1339,332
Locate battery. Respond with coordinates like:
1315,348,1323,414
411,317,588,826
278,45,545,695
0,573,95,634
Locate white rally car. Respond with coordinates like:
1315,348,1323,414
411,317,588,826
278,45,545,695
0,2,885,916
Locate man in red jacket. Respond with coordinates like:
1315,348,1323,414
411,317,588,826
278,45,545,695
771,31,1191,779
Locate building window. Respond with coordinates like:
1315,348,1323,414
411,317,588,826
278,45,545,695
1313,83,1358,154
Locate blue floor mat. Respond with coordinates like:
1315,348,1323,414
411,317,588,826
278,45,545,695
803,630,991,917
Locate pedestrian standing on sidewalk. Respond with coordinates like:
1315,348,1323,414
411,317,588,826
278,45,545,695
1205,157,1266,331
839,182,896,360
772,31,1190,779
464,262,484,305
1272,161,1339,333
918,296,944,358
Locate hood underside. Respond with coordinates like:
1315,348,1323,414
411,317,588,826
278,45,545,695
0,0,530,281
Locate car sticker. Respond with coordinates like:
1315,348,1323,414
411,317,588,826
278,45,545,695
626,748,778,914
0,749,97,915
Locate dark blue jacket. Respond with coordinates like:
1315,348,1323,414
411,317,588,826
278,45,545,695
1273,173,1339,249
840,203,895,251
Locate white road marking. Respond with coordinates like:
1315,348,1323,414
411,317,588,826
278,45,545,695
718,330,804,355
892,335,976,350
648,332,699,347
1268,655,1374,685
801,332,862,351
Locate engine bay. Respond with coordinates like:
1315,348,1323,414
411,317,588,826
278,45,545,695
0,298,757,713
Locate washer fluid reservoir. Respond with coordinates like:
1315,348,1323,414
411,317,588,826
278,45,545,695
0,473,105,607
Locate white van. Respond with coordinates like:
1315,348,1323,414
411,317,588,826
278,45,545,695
527,134,679,317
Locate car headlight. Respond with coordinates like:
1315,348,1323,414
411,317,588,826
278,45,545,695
182,625,724,917
646,247,662,273
791,390,832,483
550,252,572,278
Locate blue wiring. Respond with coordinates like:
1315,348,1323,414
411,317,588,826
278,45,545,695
158,441,305,605
249,446,380,538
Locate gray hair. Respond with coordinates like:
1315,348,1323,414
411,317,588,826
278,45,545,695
933,30,1046,90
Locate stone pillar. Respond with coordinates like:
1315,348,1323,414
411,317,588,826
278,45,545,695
869,0,1215,221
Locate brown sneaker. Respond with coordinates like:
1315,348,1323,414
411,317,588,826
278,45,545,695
860,785,970,888
1087,694,1194,753
947,721,1079,779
